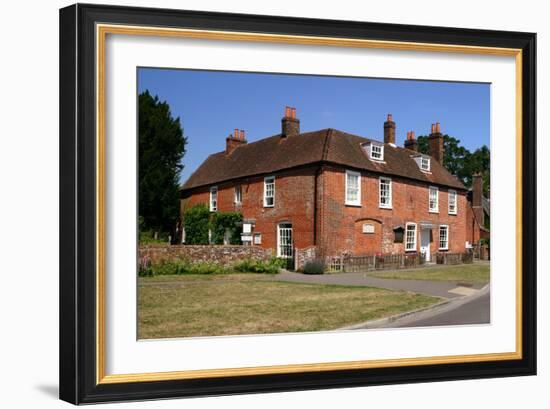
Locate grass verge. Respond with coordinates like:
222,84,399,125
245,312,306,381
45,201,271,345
138,274,439,339
368,263,490,284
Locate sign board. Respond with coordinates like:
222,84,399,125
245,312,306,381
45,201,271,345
241,233,252,242
362,223,375,234
242,223,252,234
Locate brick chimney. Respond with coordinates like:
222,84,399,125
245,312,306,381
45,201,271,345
472,172,484,226
428,122,444,163
383,114,396,145
225,128,247,155
281,106,300,138
404,130,418,151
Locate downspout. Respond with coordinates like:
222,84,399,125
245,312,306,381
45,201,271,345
314,165,321,246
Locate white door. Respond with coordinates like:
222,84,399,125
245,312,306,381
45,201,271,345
420,228,431,262
277,223,293,258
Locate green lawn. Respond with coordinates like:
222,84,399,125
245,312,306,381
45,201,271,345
368,263,490,284
138,274,439,339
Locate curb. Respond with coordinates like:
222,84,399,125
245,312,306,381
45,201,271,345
340,283,490,330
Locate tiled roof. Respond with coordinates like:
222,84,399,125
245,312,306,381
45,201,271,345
181,129,465,191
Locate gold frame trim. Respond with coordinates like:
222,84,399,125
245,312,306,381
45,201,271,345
96,23,523,385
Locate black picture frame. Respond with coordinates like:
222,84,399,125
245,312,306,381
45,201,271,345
59,3,536,404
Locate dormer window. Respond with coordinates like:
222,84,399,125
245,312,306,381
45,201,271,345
370,144,384,161
362,141,384,161
412,154,431,172
420,156,430,171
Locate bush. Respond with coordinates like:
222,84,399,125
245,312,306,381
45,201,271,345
182,204,243,245
138,257,284,277
139,259,229,277
232,257,283,274
139,230,170,245
479,238,490,246
182,204,210,244
302,259,325,275
210,212,243,244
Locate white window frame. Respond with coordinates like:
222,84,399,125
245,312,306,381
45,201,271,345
448,189,457,215
345,170,361,206
379,177,392,209
370,143,384,161
209,186,218,212
429,186,439,213
420,156,431,171
263,176,275,207
439,225,449,250
405,222,417,252
234,185,242,204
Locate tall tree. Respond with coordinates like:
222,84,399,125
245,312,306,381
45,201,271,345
416,134,490,196
139,90,187,234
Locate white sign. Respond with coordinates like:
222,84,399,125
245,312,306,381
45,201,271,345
242,223,252,234
362,223,375,234
241,234,252,242
254,234,262,245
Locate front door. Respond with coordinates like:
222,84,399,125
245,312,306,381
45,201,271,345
420,228,431,262
277,223,294,269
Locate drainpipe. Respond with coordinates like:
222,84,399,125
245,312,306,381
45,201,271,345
313,165,321,247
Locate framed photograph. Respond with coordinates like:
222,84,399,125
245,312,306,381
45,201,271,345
59,3,536,404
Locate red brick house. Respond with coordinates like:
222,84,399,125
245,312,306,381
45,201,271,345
181,107,481,264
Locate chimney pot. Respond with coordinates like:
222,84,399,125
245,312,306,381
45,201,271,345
383,113,396,144
428,122,444,163
281,106,300,137
404,130,418,151
240,129,245,140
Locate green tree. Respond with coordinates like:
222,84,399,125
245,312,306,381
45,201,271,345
139,90,187,235
463,145,490,196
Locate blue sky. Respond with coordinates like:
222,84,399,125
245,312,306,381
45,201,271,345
138,68,490,184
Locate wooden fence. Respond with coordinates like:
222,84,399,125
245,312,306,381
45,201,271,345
326,251,473,272
436,252,474,265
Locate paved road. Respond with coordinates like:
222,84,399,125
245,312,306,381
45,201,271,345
275,270,485,299
394,290,490,328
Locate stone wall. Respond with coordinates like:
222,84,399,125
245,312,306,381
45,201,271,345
295,246,317,270
139,244,272,266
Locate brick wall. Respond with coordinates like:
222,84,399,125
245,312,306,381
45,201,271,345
139,244,272,266
181,166,318,253
181,164,469,259
317,165,468,257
